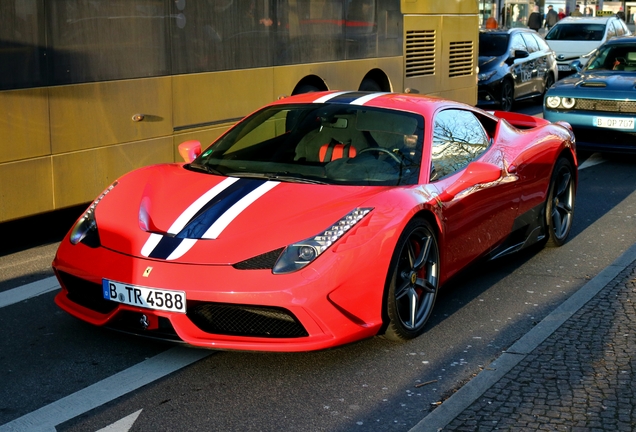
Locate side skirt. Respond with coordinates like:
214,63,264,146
486,202,546,261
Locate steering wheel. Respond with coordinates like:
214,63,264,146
358,147,403,164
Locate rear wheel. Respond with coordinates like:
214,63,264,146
545,158,575,247
383,218,439,341
359,78,382,92
500,79,514,111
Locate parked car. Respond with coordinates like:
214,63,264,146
544,35,636,153
478,28,558,111
53,91,577,352
545,16,631,77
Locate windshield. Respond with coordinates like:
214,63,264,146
585,43,636,71
545,23,606,41
479,33,509,56
190,104,425,186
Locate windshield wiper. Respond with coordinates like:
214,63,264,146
187,162,225,176
226,172,328,185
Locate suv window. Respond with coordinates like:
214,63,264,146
546,23,606,41
521,33,540,53
510,33,527,52
431,110,489,181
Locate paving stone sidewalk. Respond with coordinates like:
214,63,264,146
445,261,636,431
411,245,636,432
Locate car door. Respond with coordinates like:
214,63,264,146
509,33,533,98
428,109,520,277
521,32,543,95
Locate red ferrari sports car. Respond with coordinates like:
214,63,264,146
53,91,577,352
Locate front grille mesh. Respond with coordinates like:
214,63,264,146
574,98,636,113
58,271,117,314
405,30,435,77
233,248,284,270
188,302,308,338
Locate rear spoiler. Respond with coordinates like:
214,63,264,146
490,110,550,129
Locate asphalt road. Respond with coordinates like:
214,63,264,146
1,102,635,431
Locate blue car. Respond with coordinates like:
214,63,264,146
543,36,636,153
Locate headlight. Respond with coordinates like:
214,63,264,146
546,96,561,109
272,207,373,274
478,70,496,82
69,181,118,245
561,97,576,109
545,96,575,110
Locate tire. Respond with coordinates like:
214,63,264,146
545,157,575,247
359,78,382,92
500,79,514,111
383,218,439,341
293,84,321,95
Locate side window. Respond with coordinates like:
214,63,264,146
510,33,527,53
430,110,489,181
521,33,539,53
606,21,617,39
532,33,550,52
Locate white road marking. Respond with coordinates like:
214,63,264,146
578,152,605,170
0,276,59,309
96,409,142,432
0,347,211,432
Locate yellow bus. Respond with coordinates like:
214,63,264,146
0,0,478,223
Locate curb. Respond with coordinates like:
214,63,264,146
409,242,636,432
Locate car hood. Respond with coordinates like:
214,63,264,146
94,164,394,265
551,71,636,95
478,55,502,69
547,40,598,59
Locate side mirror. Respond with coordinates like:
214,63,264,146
178,140,202,163
514,49,530,59
569,60,583,72
438,161,502,202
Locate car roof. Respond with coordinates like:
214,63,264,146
555,16,615,25
480,28,536,36
602,35,636,45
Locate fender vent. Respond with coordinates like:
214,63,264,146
405,30,435,77
449,41,474,77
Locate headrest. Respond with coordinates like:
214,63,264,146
627,52,636,63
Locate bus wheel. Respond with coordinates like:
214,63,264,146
293,84,321,95
359,78,382,92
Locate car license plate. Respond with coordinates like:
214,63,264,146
102,279,186,313
557,65,571,71
593,116,635,129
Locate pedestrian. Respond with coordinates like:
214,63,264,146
545,5,559,30
528,5,542,31
558,8,566,20
570,5,583,17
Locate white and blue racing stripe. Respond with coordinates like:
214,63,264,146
313,91,385,105
141,178,279,260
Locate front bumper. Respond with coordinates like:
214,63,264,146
53,241,388,352
544,108,636,153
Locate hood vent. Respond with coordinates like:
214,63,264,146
580,81,607,88
405,30,436,77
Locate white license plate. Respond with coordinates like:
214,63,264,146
102,279,186,313
557,65,571,71
593,116,635,129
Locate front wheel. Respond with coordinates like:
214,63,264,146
545,157,575,247
500,79,514,112
383,218,439,341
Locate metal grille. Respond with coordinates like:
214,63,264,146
449,41,474,77
405,30,435,77
574,98,636,113
233,248,284,270
58,271,117,314
188,303,308,338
